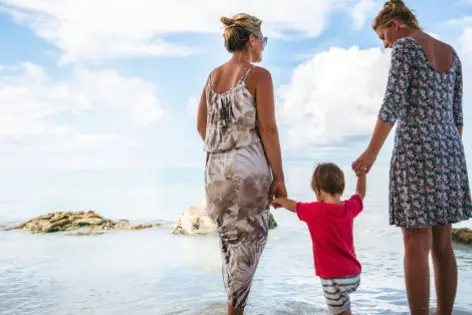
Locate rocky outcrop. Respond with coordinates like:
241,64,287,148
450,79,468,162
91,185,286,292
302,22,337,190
13,211,161,235
172,204,217,236
172,201,278,236
452,228,472,245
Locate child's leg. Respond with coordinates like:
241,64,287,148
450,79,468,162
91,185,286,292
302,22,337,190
321,275,360,315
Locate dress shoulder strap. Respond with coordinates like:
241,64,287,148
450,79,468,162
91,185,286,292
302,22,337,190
206,70,214,87
240,65,255,83
205,70,214,100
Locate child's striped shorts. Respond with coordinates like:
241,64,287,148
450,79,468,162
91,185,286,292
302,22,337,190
320,274,361,314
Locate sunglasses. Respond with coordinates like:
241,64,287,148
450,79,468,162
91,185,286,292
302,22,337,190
261,36,268,48
254,34,268,48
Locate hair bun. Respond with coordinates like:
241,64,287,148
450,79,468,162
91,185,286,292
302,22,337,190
384,0,405,9
220,16,235,26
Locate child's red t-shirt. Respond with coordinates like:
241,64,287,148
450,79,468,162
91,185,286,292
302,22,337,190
296,194,363,279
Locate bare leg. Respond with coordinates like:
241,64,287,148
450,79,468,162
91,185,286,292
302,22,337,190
227,304,244,315
432,224,457,315
338,310,352,315
402,227,432,314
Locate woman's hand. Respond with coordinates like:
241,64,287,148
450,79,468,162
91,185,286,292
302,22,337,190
352,118,393,176
352,148,378,176
270,178,287,207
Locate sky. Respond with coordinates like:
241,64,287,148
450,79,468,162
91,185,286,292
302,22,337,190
0,0,471,173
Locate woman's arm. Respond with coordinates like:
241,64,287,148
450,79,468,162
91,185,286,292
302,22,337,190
255,68,284,181
353,38,412,175
197,84,207,141
352,119,393,175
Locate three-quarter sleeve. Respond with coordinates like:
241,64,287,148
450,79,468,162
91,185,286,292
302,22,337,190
453,56,463,129
378,38,413,126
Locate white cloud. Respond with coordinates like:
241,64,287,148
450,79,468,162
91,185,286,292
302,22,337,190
0,63,165,167
350,0,375,30
447,15,472,95
277,22,472,156
1,0,368,63
459,28,472,65
277,45,391,154
0,63,163,136
186,97,199,121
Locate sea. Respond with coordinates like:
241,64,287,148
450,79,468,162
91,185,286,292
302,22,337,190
1,166,471,314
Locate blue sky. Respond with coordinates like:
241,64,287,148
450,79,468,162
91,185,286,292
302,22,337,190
0,0,471,173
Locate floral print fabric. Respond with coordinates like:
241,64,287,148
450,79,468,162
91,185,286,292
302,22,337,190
379,37,472,228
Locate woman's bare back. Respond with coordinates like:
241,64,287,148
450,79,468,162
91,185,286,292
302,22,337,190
410,32,454,73
209,62,261,96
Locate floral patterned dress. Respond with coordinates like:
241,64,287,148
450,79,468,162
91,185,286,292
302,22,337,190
204,66,272,309
379,37,472,228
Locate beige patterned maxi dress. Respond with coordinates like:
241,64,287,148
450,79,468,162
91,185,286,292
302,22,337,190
204,66,272,309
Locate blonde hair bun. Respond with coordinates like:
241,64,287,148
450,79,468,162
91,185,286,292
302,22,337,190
220,16,234,26
373,0,420,30
385,0,405,6
220,13,262,53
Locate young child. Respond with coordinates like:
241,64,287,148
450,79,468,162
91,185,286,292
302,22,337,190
272,162,366,315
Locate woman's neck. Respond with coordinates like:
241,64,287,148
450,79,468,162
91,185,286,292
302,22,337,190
400,27,421,39
231,51,252,64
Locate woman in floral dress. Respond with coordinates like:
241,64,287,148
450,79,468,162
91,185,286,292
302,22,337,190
353,1,472,314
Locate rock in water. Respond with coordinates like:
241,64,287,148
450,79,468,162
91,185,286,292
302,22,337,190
172,201,278,236
452,228,472,245
12,211,160,235
130,223,153,230
172,202,217,236
64,227,104,236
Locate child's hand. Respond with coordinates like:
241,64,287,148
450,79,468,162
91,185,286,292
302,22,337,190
271,197,286,209
271,197,297,212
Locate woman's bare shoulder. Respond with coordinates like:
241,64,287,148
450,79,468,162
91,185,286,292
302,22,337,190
247,66,272,85
251,66,271,77
208,63,226,76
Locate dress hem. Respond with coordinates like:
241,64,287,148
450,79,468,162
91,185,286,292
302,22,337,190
389,215,472,229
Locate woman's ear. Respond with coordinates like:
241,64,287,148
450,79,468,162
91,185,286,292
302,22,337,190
392,19,401,31
248,33,256,48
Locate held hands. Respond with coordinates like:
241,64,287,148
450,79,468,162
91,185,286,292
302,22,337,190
271,197,297,212
352,148,378,176
271,197,286,209
270,178,287,208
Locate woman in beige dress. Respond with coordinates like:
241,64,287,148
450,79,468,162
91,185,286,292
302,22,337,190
197,13,287,315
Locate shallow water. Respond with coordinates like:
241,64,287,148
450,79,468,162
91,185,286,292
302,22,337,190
1,219,471,315
1,168,472,314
